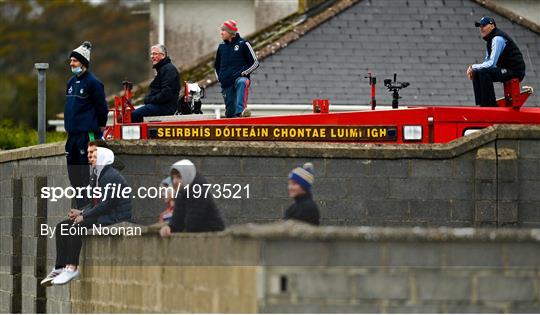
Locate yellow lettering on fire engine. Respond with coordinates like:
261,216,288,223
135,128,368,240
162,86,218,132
151,125,395,141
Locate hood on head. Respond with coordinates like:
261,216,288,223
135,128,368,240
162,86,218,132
95,147,114,179
170,159,196,186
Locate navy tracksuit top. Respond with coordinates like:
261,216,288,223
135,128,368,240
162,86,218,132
64,71,108,134
214,33,259,88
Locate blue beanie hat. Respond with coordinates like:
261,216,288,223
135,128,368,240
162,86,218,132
289,162,315,191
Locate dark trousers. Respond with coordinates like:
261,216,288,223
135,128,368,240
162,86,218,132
66,133,91,208
472,67,524,107
54,217,99,268
131,103,177,123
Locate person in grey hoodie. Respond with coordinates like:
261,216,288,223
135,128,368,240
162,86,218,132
41,147,132,287
160,159,225,236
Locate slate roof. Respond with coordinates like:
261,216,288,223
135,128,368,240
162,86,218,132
203,0,540,107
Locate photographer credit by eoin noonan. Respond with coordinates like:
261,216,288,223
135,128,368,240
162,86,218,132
40,222,141,238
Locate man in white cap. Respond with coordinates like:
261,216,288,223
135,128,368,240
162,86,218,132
64,41,108,208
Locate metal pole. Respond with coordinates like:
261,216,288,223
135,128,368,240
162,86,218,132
35,63,49,144
158,0,165,45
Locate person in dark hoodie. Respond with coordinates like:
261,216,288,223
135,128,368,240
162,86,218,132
131,44,180,122
41,147,132,287
284,163,320,225
64,41,108,209
466,16,526,107
160,159,225,236
214,19,259,118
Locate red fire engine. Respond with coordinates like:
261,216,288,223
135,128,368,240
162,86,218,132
103,75,536,144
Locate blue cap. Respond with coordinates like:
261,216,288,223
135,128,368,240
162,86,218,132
475,16,495,27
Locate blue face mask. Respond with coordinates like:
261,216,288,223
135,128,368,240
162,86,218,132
71,66,83,75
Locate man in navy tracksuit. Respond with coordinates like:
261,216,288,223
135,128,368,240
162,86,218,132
64,41,108,208
214,20,259,118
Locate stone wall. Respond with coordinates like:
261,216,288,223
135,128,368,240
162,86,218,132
65,222,540,313
2,124,540,312
0,148,73,313
70,227,261,313
108,124,540,228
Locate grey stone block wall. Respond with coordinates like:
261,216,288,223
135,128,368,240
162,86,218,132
0,157,72,314
54,222,540,313
517,139,540,227
20,172,47,313
2,133,540,229
262,265,540,313
257,225,540,313
114,138,538,227
0,177,22,313
1,126,540,312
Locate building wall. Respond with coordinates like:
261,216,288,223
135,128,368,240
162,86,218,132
2,124,540,312
152,0,255,69
256,228,540,313
149,0,297,69
19,222,540,313
493,0,540,25
70,233,261,313
110,126,540,228
0,151,73,313
255,0,298,30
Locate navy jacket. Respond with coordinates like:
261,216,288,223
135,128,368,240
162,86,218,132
284,192,320,226
169,173,226,233
144,57,180,107
82,165,132,225
484,28,525,75
64,71,108,134
214,33,259,88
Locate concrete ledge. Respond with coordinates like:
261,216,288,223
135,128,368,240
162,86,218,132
108,124,540,159
227,221,540,242
98,221,540,242
73,221,540,312
0,142,65,163
2,124,540,163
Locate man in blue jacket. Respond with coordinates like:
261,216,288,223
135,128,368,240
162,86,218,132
466,17,526,106
64,41,108,208
131,44,180,122
41,147,132,286
215,20,259,118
